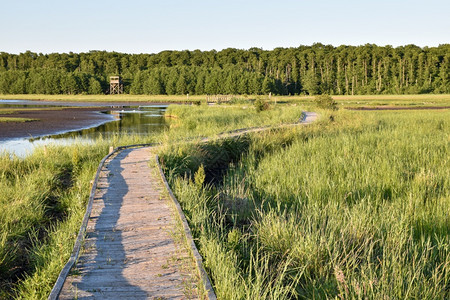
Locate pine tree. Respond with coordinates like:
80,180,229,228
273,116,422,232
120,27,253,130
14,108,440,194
88,77,103,94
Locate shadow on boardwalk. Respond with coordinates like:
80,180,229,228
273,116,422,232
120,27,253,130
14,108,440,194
61,149,147,298
60,147,197,299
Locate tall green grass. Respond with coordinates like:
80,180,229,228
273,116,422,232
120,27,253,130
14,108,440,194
160,109,450,299
163,104,306,141
0,142,116,298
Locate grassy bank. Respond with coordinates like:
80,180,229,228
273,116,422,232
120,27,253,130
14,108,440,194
271,94,450,107
0,117,37,123
0,143,107,298
330,94,450,107
0,94,203,103
159,109,450,298
2,93,450,107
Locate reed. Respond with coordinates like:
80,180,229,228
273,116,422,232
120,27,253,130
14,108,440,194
160,109,450,299
162,104,307,142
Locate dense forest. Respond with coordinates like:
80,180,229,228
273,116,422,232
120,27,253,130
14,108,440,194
0,44,449,95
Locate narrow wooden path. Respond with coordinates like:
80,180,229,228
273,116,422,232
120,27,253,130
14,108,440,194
59,148,199,299
54,112,318,299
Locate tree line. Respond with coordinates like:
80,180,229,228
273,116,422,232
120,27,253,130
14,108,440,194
0,43,449,95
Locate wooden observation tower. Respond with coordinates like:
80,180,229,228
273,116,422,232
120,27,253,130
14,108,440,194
109,76,123,94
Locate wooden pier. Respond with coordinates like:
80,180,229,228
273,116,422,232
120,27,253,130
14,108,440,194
206,94,234,104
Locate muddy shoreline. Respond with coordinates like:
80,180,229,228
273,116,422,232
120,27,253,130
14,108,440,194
0,107,117,142
0,101,170,142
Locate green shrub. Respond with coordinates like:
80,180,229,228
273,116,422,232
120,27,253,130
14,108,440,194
315,94,338,110
194,164,205,190
254,98,270,112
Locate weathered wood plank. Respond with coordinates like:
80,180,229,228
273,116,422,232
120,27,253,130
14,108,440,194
59,147,199,299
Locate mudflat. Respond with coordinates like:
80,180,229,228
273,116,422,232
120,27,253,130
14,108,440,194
0,100,169,141
0,107,115,141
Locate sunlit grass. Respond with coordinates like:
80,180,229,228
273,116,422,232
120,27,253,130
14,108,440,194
160,109,450,299
2,93,450,107
270,94,450,107
0,142,107,298
0,94,202,103
162,104,308,142
0,117,38,123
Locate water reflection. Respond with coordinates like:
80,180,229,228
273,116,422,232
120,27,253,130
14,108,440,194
1,106,168,157
40,107,167,140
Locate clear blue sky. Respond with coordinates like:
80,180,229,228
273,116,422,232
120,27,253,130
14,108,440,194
1,0,449,54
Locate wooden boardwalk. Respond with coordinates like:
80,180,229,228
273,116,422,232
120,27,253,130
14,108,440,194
55,112,318,299
59,147,199,299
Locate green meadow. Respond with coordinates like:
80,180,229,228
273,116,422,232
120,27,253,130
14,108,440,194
0,100,449,299
2,93,450,107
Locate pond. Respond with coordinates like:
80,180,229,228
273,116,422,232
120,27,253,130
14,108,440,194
0,100,168,157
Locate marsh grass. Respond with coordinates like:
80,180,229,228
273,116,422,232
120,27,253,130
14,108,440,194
0,94,204,103
162,104,307,142
0,117,38,123
0,142,112,298
2,93,450,107
270,94,450,107
160,109,450,299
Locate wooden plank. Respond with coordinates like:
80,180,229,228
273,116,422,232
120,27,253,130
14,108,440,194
58,147,200,299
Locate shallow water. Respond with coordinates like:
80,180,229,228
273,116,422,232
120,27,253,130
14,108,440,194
0,101,168,156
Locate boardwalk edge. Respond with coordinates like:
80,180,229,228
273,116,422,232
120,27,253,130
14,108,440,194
156,154,217,300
